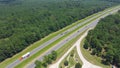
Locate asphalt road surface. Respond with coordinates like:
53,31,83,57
49,28,101,68
6,7,102,68
6,6,120,68
6,13,99,68
27,17,99,68
26,7,120,68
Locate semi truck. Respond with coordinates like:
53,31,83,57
19,52,30,61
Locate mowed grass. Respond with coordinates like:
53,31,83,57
56,31,85,60
0,5,120,68
0,6,101,68
15,12,96,68
0,9,99,68
15,6,111,67
1,6,118,68
56,6,120,68
59,47,83,68
57,32,85,68
54,5,120,60
80,36,111,68
6,6,120,68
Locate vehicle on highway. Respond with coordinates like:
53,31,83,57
19,52,30,61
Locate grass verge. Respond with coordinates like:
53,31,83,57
14,12,94,68
59,47,83,68
80,39,111,68
1,5,120,68
0,6,101,68
0,7,100,68
9,5,120,68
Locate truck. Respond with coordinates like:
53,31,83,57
19,52,30,61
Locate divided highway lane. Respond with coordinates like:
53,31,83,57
27,17,99,68
6,6,120,68
26,6,120,68
6,7,104,68
6,14,100,68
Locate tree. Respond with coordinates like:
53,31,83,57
47,55,53,64
104,50,114,65
51,51,57,60
64,60,68,66
35,60,43,68
75,63,82,68
91,49,97,55
84,12,120,67
84,42,89,49
0,0,118,62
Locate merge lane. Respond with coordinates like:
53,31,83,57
27,19,99,68
6,8,102,68
6,6,120,68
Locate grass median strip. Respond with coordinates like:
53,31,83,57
0,7,100,68
1,5,120,68
56,31,85,60
57,31,86,64
14,15,94,68
15,7,110,67
0,6,102,68
14,9,107,67
15,22,88,68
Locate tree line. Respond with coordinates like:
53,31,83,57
84,10,120,67
105,0,120,3
0,0,119,62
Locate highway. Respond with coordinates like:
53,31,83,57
27,19,99,68
26,6,120,68
6,11,100,68
6,6,120,68
49,28,101,68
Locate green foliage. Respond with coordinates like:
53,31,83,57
105,0,120,3
35,51,57,68
35,60,43,68
51,51,57,60
75,63,82,68
0,0,119,62
91,49,97,55
83,40,89,49
64,60,68,66
84,11,120,67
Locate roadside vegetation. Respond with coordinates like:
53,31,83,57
105,0,120,3
14,5,120,68
35,51,57,68
34,29,86,68
59,48,82,68
83,10,120,67
11,4,120,68
0,0,119,62
81,39,111,68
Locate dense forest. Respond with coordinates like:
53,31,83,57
105,0,120,3
0,0,119,62
84,11,120,67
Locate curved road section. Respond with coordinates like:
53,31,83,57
76,28,101,68
49,28,101,68
6,6,120,68
26,6,120,68
49,7,120,68
6,6,103,68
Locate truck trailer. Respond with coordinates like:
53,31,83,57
19,52,30,61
